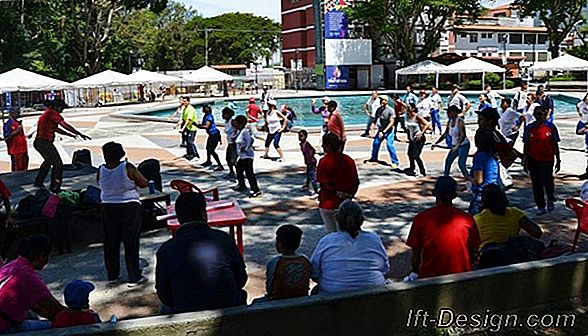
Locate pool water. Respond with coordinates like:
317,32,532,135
142,93,581,128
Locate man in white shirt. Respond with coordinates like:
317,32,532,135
416,90,432,119
430,87,443,134
513,82,528,113
498,98,521,144
448,84,471,115
361,91,381,137
485,84,503,108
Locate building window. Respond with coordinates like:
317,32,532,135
524,34,536,45
510,52,522,57
538,34,548,44
469,33,478,43
481,33,494,39
524,52,535,62
471,52,478,56
510,33,523,44
459,33,468,38
538,52,548,61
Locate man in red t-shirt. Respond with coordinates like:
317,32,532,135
317,133,359,232
246,97,264,140
3,110,29,172
523,106,560,214
391,94,407,141
34,99,91,192
52,280,101,329
406,176,481,279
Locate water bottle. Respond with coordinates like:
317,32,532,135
148,180,155,194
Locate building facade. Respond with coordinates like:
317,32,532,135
281,0,317,70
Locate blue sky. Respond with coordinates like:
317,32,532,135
178,0,512,23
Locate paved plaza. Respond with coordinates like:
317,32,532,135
4,93,588,321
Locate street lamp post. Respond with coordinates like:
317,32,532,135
295,49,299,92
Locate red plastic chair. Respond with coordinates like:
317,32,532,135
170,179,219,201
565,198,588,252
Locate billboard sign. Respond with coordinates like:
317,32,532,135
325,10,349,39
325,65,350,90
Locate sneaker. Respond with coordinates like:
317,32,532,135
127,276,148,288
360,133,368,137
213,166,225,172
183,154,194,160
249,191,262,198
547,201,555,212
107,276,121,286
261,155,270,159
232,185,248,192
201,161,212,167
390,163,399,170
300,186,309,192
277,158,285,162
536,208,546,216
404,169,416,176
309,192,319,199
179,143,187,148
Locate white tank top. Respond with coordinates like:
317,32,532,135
99,161,140,204
448,118,469,146
267,110,281,134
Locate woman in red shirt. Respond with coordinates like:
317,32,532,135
325,101,346,151
3,110,29,172
317,133,359,232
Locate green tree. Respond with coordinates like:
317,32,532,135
348,0,481,65
514,0,585,58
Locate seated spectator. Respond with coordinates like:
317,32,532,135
264,225,311,301
475,184,542,247
52,280,101,329
0,234,65,333
310,200,389,294
406,176,481,279
156,192,247,313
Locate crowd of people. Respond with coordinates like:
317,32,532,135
0,81,586,332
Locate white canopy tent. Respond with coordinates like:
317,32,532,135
0,68,69,93
438,57,507,90
530,54,588,90
181,66,234,83
395,60,447,89
126,70,185,84
72,70,131,88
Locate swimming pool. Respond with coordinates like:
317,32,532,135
140,93,581,128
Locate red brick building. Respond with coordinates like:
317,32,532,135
281,0,317,69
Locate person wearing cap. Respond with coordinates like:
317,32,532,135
406,177,481,279
0,234,66,333
156,192,247,313
367,96,400,169
432,105,470,178
429,87,443,135
447,84,471,115
513,81,529,113
262,99,287,162
3,109,29,172
311,96,331,150
523,105,561,215
416,90,432,121
535,85,555,123
34,99,91,192
246,97,264,140
360,90,380,137
97,142,149,287
310,200,389,293
178,96,200,161
468,108,502,215
52,280,101,329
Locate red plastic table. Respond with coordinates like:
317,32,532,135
166,200,247,255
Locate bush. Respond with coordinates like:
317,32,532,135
484,72,501,86
550,74,576,81
462,80,482,90
501,80,515,89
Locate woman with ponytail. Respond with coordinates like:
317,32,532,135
310,200,390,294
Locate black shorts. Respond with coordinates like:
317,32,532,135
226,143,238,165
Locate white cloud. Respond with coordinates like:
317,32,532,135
178,0,280,22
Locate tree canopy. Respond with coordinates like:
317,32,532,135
348,0,481,66
514,0,585,58
0,1,280,81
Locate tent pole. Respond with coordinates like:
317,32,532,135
482,71,485,91
503,72,506,90
586,70,588,92
395,73,398,90
435,72,439,88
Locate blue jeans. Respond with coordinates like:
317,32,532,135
305,162,319,191
444,142,470,177
468,190,483,216
184,130,199,157
364,116,375,134
370,131,399,165
431,109,442,134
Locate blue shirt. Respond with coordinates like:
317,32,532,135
403,92,418,106
470,151,500,193
202,113,219,135
478,102,492,111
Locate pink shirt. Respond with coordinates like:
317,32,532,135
0,257,52,332
327,111,346,141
